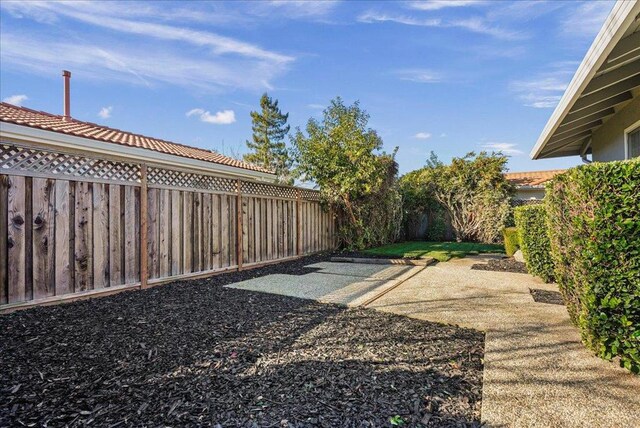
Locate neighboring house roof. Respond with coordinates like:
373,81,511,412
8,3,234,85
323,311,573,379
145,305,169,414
505,170,566,188
531,0,640,160
0,102,272,175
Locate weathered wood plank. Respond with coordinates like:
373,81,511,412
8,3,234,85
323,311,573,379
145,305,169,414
107,184,122,287
139,165,148,288
7,175,26,302
32,178,55,299
124,186,138,284
159,189,171,277
182,192,193,274
0,176,8,304
193,192,202,272
92,183,109,289
76,181,93,291
220,195,229,267
147,188,159,279
255,198,262,263
230,195,237,266
54,181,73,295
171,190,182,275
202,193,212,271
212,194,221,269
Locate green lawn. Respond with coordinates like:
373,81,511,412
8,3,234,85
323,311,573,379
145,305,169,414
364,241,505,262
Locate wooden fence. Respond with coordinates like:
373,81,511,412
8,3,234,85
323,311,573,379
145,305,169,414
0,142,335,310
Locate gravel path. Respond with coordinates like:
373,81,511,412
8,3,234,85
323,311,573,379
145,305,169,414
1,254,484,427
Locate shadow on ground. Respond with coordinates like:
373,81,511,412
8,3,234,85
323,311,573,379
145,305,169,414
0,255,484,427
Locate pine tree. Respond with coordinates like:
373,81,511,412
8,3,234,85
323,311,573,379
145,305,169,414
244,93,292,184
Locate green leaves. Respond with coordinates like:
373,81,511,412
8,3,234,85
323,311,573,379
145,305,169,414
546,158,640,374
514,205,555,282
291,98,402,250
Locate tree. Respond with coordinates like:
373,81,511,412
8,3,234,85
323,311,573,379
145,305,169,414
244,93,292,184
401,152,514,243
291,97,402,249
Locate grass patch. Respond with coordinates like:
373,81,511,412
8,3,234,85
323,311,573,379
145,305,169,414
364,241,505,262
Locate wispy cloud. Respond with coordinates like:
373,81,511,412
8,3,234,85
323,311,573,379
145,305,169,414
2,94,28,106
256,1,340,18
307,103,325,109
187,108,236,125
358,11,525,40
396,69,443,83
481,142,523,155
98,106,113,119
0,2,293,91
509,62,577,108
562,1,614,39
408,1,487,11
414,132,432,139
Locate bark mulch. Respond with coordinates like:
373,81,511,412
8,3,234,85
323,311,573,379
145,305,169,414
470,258,528,274
1,254,484,428
530,288,565,306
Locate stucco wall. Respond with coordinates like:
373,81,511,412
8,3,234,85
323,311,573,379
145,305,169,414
592,97,640,162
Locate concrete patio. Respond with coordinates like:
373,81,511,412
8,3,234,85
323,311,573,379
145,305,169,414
368,256,640,428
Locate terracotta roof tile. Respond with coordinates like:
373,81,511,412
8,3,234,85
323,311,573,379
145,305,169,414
0,102,272,175
505,169,566,187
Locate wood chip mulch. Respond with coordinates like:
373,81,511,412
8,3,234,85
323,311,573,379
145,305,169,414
470,258,528,274
529,288,565,306
1,254,484,427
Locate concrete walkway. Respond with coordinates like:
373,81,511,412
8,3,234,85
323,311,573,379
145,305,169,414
368,256,640,428
226,261,424,307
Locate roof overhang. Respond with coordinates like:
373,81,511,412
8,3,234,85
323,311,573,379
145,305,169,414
0,122,277,182
531,0,640,160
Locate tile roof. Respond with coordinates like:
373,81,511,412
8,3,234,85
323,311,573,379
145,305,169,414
505,169,566,188
0,102,272,175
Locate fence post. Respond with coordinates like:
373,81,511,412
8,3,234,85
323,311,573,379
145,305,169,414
236,179,243,271
296,189,302,257
139,164,148,288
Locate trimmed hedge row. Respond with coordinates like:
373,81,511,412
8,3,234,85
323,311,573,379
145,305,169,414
514,205,554,282
503,227,520,257
546,159,639,373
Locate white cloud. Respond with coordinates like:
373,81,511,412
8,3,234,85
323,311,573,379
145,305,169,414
481,142,523,155
0,2,293,91
187,108,236,125
2,94,28,106
358,11,525,40
258,1,340,18
396,69,442,83
509,63,577,108
307,103,325,109
414,132,432,139
408,1,487,11
562,1,614,38
98,106,112,119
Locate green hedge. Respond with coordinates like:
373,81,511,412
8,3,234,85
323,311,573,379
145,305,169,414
514,205,554,282
546,159,639,373
503,227,520,257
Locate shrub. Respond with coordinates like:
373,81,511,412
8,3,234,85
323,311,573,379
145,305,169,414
546,159,639,373
503,227,520,257
514,205,554,282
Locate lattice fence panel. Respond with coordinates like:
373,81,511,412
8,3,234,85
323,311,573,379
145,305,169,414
299,188,321,201
241,181,297,199
147,167,237,193
0,143,141,183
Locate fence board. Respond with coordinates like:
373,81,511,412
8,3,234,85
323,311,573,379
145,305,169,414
230,196,237,266
221,195,229,267
108,184,122,287
93,183,109,288
147,188,159,279
7,175,26,302
75,181,93,291
0,176,8,304
124,186,138,283
193,193,202,272
32,178,55,299
183,192,193,274
213,194,221,269
171,190,182,275
202,193,212,271
54,180,72,295
159,189,171,277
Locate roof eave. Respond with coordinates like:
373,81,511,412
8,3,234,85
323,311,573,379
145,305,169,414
0,121,277,182
531,0,640,160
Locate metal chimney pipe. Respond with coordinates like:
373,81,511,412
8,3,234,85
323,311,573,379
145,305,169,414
63,70,71,120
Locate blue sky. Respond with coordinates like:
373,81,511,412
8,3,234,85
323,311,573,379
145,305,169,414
0,0,615,174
